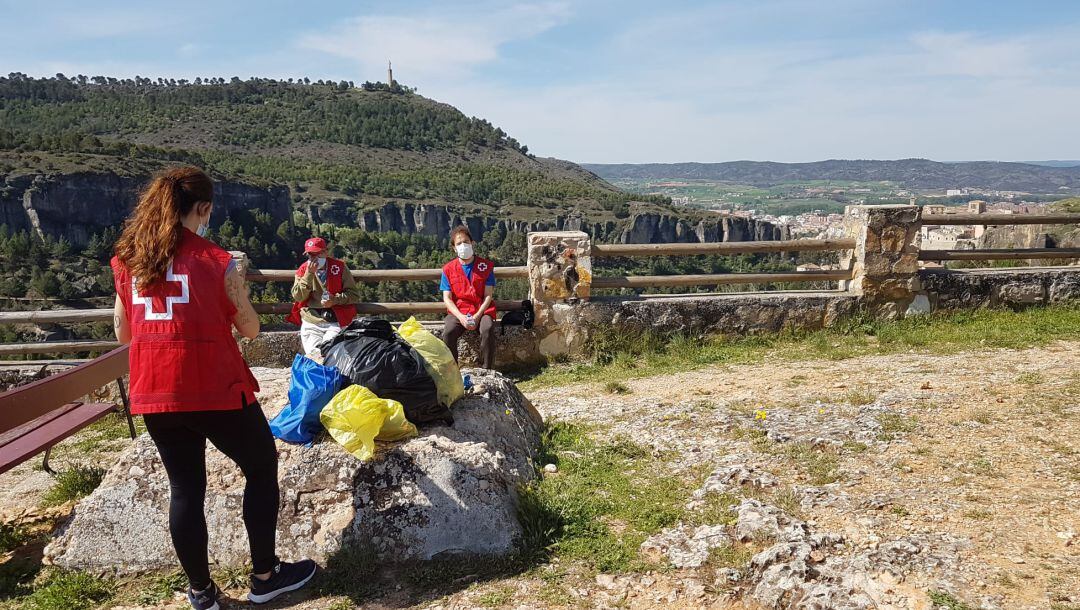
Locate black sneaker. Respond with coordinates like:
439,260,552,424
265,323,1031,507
187,582,222,610
247,559,318,604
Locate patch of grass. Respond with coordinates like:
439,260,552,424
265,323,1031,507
135,570,186,605
212,564,250,591
963,509,993,520
20,570,113,610
969,410,994,425
732,426,772,452
708,543,754,569
842,440,869,454
1015,372,1045,386
928,589,978,610
40,464,106,507
314,544,378,602
877,412,918,441
686,492,740,527
64,413,142,454
0,522,34,554
0,556,41,600
841,389,877,406
476,585,515,607
968,456,1002,478
779,442,842,485
770,487,804,517
516,422,689,573
520,305,1080,390
890,506,910,517
603,381,631,395
327,600,356,610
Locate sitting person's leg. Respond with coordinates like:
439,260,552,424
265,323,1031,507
298,319,326,355
478,314,497,369
442,314,466,362
315,323,342,356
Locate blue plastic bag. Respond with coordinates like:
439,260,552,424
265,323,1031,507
270,354,346,444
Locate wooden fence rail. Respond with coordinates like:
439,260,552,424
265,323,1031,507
592,238,855,257
919,248,1080,261
245,265,529,283
592,269,852,289
922,213,1080,226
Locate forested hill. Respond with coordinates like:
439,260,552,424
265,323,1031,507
0,73,665,223
583,159,1080,192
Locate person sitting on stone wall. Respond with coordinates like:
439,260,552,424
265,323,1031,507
441,226,498,369
286,237,360,357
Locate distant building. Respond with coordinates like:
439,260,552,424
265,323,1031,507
946,189,963,197
967,200,986,214
387,61,394,87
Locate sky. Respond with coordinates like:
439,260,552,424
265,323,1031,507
3,0,1080,164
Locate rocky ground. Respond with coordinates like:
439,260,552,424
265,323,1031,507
2,342,1079,609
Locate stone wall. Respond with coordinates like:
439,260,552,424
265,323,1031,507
920,266,1080,311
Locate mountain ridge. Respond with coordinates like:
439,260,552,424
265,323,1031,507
582,159,1080,192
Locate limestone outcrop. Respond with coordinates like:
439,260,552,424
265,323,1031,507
43,368,543,574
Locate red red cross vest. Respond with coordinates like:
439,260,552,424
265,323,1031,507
285,258,357,328
443,257,496,318
110,229,259,415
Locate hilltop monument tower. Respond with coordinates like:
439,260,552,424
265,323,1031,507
387,61,394,87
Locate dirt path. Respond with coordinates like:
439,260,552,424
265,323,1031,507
518,341,1080,609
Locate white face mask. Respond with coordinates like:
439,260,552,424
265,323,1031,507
455,242,474,260
316,256,327,269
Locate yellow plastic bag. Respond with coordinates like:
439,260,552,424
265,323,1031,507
320,385,398,461
397,317,465,408
377,400,419,442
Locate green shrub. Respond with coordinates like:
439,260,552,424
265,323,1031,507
41,464,106,507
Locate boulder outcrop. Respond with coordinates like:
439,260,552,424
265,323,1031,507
43,367,543,574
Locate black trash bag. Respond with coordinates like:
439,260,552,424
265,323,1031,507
322,317,452,426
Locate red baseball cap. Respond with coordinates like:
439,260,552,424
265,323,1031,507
303,237,327,254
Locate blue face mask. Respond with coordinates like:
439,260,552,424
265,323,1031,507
196,222,210,237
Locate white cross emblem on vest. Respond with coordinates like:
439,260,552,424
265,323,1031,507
132,263,190,321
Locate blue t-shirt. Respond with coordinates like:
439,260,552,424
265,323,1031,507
440,261,496,292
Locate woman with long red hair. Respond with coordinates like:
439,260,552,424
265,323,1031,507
112,166,315,609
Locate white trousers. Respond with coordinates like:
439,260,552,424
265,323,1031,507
299,319,342,356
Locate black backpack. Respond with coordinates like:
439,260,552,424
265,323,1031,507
500,300,535,335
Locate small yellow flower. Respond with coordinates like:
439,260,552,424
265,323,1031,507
818,408,826,415
504,409,512,415
754,409,767,421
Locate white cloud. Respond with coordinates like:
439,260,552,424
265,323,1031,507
429,25,1080,163
910,31,1031,78
296,2,571,77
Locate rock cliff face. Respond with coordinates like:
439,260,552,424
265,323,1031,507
977,223,1080,250
44,367,543,573
0,171,291,246
1,170,783,247
353,201,785,245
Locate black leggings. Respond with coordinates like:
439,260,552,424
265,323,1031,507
144,398,280,590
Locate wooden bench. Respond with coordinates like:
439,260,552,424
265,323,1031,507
0,346,135,476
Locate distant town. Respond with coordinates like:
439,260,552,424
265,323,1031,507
625,179,1068,251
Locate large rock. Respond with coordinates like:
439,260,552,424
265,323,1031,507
44,368,543,574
